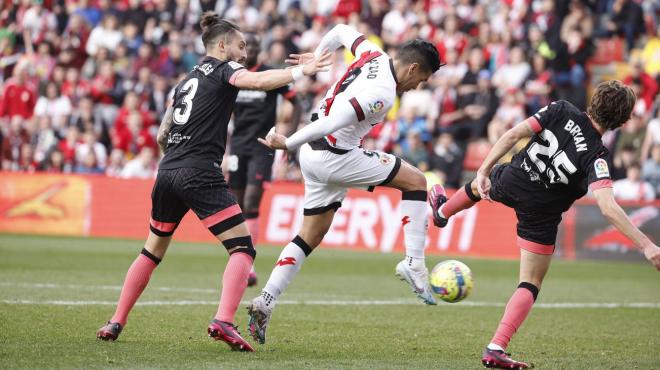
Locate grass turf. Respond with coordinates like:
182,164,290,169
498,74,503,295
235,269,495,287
0,234,659,369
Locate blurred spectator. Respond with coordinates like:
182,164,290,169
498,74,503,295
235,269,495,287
74,150,104,174
642,144,660,198
120,147,156,179
604,0,645,50
34,81,72,124
225,0,260,30
457,69,498,139
615,113,647,160
59,125,80,167
623,62,658,113
400,131,428,171
641,109,660,161
112,111,157,157
492,46,531,94
2,116,30,170
488,91,525,144
0,63,36,119
429,133,463,188
39,148,67,173
396,107,431,145
76,130,107,169
613,163,655,202
86,13,122,57
21,0,57,45
105,148,125,177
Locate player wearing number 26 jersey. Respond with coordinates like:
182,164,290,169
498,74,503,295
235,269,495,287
429,81,660,369
96,12,331,352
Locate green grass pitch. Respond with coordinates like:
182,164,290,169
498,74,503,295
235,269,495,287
1,234,659,369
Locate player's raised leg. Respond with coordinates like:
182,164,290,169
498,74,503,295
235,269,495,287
248,209,335,344
243,183,266,286
482,247,552,369
384,161,436,305
429,180,481,228
96,231,171,341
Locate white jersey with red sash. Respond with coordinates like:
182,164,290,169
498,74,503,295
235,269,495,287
314,39,397,150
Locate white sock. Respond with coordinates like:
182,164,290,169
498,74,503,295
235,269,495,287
401,192,428,259
406,255,426,271
487,343,505,352
262,237,311,308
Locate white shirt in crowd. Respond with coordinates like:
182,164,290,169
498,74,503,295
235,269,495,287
76,142,108,168
612,178,655,202
85,26,122,56
121,157,155,179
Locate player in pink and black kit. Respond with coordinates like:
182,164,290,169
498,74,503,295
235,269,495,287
96,13,331,352
429,80,660,369
229,33,301,287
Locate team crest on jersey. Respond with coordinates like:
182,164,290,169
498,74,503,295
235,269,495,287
228,61,244,70
368,100,384,114
594,158,610,178
380,155,392,166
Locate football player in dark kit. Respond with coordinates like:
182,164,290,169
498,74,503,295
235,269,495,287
229,33,301,287
96,12,331,352
429,80,660,369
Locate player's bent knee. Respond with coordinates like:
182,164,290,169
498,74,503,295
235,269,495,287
465,182,481,201
518,281,540,302
222,236,256,259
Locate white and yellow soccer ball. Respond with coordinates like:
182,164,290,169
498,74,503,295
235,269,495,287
429,260,473,303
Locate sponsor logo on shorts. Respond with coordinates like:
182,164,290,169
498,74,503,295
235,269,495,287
594,158,609,179
368,100,384,114
401,216,410,226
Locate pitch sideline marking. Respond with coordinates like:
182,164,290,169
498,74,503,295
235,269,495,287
2,299,660,308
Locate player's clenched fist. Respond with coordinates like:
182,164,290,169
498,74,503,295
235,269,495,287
258,127,288,150
643,244,660,270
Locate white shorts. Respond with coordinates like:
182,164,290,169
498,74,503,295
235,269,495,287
298,141,401,215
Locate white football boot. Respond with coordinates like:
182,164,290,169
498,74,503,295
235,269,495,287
395,260,437,305
246,295,273,344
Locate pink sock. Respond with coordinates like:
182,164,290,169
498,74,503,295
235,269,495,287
111,254,158,326
440,186,477,218
490,286,536,349
245,217,260,245
215,252,254,323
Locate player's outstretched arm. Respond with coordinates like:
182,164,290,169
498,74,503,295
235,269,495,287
592,187,660,270
157,106,174,153
286,24,370,66
475,119,535,199
232,51,332,91
258,98,359,150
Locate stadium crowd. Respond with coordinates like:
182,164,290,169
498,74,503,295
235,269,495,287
1,0,659,200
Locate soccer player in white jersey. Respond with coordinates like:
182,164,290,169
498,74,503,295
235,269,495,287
247,24,443,344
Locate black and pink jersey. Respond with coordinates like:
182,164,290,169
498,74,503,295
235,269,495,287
160,56,245,172
506,100,613,213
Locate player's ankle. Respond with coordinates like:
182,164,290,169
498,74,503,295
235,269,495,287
261,289,277,308
405,255,425,271
487,343,505,352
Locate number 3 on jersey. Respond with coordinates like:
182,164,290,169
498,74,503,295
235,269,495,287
527,130,577,184
173,78,199,125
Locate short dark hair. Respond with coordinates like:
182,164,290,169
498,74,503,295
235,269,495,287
199,12,241,49
587,80,636,131
396,39,442,73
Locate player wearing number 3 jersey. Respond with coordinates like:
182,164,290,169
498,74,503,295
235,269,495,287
96,12,331,352
247,24,444,345
428,80,660,369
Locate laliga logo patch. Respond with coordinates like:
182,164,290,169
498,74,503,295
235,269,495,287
368,100,384,114
594,158,609,179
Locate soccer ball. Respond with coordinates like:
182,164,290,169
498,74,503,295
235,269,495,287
429,260,473,303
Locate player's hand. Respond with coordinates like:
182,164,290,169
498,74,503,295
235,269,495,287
286,52,315,66
643,244,660,271
475,171,491,201
258,127,288,150
300,50,332,76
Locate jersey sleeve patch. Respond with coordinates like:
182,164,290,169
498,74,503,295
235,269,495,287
228,61,244,70
594,158,610,179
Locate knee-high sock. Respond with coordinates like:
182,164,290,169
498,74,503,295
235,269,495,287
111,249,161,326
215,252,254,323
439,183,480,219
245,217,259,275
401,191,428,264
262,236,313,307
490,282,539,349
